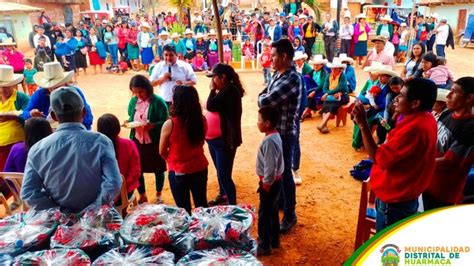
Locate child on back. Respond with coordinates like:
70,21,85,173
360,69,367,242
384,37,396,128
23,59,38,96
256,106,284,256
422,57,454,89
260,43,272,86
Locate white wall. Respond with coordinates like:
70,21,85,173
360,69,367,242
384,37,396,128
427,4,474,32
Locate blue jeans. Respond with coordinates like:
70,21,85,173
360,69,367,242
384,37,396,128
281,134,297,221
436,44,446,58
292,121,301,171
169,169,208,214
207,137,237,205
108,44,119,65
375,198,418,232
137,171,165,194
263,67,272,84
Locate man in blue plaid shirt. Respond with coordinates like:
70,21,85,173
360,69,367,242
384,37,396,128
258,38,303,234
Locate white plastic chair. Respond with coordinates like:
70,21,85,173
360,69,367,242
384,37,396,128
255,40,264,69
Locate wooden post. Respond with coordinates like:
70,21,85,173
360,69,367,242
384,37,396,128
212,0,224,63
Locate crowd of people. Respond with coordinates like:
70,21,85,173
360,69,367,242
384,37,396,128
0,2,472,259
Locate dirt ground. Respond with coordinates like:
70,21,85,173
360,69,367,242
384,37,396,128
10,47,474,264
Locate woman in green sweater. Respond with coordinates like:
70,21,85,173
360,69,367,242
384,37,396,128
317,57,349,134
126,75,169,203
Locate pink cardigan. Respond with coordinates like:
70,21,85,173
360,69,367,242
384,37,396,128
353,22,371,44
116,137,141,193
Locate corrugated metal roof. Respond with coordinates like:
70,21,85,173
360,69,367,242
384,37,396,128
0,2,44,14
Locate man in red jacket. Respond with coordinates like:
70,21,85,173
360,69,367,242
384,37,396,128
423,77,474,210
352,78,438,232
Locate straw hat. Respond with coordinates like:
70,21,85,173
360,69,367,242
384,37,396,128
400,22,407,27
339,53,354,64
371,35,387,43
299,14,307,20
222,29,231,36
371,64,399,77
0,65,24,87
33,62,74,89
355,13,367,19
308,54,328,65
381,15,393,22
140,22,151,30
159,31,169,36
327,57,346,69
195,32,205,39
0,38,16,46
184,28,194,35
208,29,217,36
363,61,384,72
293,51,308,61
170,32,180,39
436,89,449,102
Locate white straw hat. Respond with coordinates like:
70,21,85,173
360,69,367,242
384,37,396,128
371,64,399,77
159,31,169,36
0,38,16,46
33,62,74,89
293,51,308,61
184,28,194,35
0,65,24,87
363,61,384,72
327,57,346,69
381,15,393,22
436,89,449,102
339,53,354,64
140,22,152,30
308,54,328,65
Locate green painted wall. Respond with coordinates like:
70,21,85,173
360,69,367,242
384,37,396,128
0,13,34,50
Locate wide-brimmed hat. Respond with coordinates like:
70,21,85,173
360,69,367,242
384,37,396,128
170,32,180,39
184,28,194,35
0,65,24,87
436,89,449,102
327,57,346,69
400,22,407,27
159,31,169,36
363,61,384,72
208,29,217,35
293,51,308,61
308,54,328,65
33,62,74,89
356,13,367,19
371,35,387,43
371,64,399,77
0,38,16,46
222,29,231,36
381,15,393,22
299,14,307,20
140,22,151,30
339,53,354,64
195,32,205,39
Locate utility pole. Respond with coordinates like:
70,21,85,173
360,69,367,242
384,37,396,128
212,0,224,62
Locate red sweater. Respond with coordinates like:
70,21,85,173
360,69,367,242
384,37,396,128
371,112,437,203
260,51,271,68
116,137,141,193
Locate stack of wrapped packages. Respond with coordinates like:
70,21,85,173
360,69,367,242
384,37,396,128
0,204,261,265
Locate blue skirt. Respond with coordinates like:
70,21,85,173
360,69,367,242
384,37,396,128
354,41,368,57
141,47,154,65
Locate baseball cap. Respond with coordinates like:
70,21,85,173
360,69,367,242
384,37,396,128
50,86,84,116
205,63,232,78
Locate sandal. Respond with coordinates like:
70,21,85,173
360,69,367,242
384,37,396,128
321,127,330,134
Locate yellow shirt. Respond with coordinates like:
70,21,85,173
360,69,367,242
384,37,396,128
305,23,313,38
358,23,368,41
0,90,25,146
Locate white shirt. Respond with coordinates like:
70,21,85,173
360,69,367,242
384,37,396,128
150,60,197,102
267,26,275,41
372,41,395,57
339,23,354,40
33,34,52,48
435,24,449,45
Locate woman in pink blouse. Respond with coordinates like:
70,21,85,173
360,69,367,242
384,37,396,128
117,21,130,60
97,113,141,200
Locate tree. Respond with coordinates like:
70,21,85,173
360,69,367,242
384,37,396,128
169,0,194,27
212,0,223,62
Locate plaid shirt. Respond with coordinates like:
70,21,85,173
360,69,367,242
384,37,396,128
368,50,395,67
258,66,302,136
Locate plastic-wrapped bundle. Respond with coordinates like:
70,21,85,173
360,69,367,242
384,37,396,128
92,244,175,265
189,206,254,250
13,248,90,265
176,247,262,266
0,209,59,256
51,205,123,252
120,204,191,246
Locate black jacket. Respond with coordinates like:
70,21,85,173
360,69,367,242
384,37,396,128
446,25,455,50
206,84,243,150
